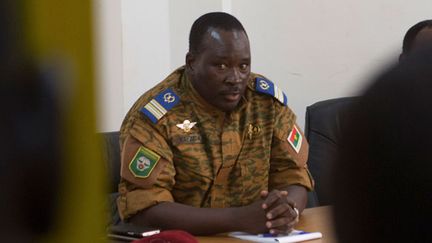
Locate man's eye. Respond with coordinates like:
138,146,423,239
240,64,249,70
217,64,227,70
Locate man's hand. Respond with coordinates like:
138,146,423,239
234,200,271,234
260,189,299,234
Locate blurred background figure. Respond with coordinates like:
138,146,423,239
0,2,60,242
1,0,106,242
0,52,61,242
400,19,432,60
332,45,432,243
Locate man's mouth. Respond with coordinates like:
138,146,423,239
220,87,242,102
223,92,241,102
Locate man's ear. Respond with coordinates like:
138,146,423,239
185,52,195,72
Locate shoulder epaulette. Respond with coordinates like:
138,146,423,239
140,88,180,123
255,77,288,106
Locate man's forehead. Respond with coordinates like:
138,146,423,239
195,27,250,56
207,27,244,38
209,28,222,41
204,27,247,43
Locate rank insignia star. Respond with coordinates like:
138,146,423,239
176,120,197,132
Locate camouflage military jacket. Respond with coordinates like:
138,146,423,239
117,67,313,219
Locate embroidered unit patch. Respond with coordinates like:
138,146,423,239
129,146,161,178
255,77,288,106
140,88,180,123
287,125,302,153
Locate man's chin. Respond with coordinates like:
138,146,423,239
216,101,240,112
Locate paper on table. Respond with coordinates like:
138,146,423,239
229,229,322,243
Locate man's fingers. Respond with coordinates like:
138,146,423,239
266,217,297,234
260,190,300,235
266,217,296,234
285,196,296,209
263,194,299,235
266,216,291,228
266,203,290,220
262,190,286,209
268,225,295,235
260,190,269,198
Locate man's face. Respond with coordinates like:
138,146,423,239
187,28,251,112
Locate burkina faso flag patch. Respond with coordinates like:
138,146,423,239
129,146,161,178
287,125,302,153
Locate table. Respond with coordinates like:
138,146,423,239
197,206,337,243
110,206,336,243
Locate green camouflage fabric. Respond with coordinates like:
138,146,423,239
118,66,314,219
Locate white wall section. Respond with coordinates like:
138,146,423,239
95,0,432,131
94,0,124,132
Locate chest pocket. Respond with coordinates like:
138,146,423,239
171,132,212,175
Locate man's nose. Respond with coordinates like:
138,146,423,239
225,68,242,84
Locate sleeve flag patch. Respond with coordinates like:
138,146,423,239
287,125,302,153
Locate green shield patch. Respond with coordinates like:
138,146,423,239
129,146,161,178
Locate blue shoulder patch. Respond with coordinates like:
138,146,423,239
140,88,180,123
255,77,288,106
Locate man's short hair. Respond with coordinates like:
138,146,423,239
402,19,432,54
189,12,247,53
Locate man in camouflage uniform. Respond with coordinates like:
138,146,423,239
117,12,313,235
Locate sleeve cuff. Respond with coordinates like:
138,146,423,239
117,187,174,220
269,167,314,191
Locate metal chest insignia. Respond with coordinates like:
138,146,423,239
176,120,197,133
247,123,261,140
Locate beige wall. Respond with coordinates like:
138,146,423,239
95,0,432,132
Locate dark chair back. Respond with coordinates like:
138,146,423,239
305,97,356,206
99,131,122,226
100,131,121,193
